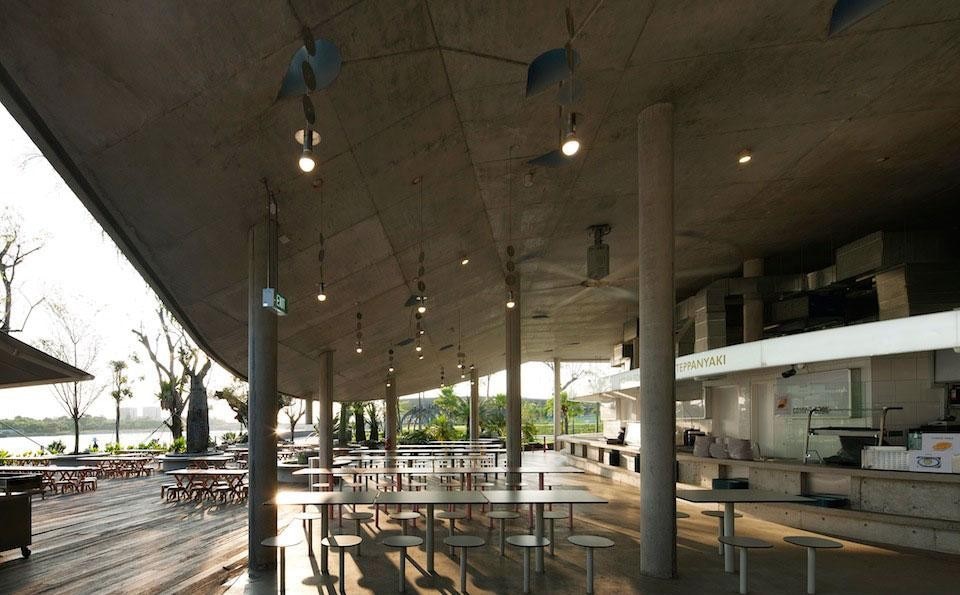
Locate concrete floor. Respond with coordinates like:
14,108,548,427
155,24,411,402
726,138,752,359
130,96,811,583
222,453,960,594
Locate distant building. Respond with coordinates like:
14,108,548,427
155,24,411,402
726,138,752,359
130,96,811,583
119,407,138,421
140,406,162,421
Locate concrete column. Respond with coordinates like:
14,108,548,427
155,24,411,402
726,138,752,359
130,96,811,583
317,351,334,470
469,367,480,441
743,258,764,342
247,222,278,573
552,358,562,446
385,376,399,450
506,275,522,478
637,102,677,579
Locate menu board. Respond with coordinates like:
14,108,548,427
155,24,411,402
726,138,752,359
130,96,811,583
774,368,856,417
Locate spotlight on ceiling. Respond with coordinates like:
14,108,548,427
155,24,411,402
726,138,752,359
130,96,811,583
737,149,752,164
506,291,516,309
418,353,424,360
296,129,321,173
316,282,327,302
416,296,427,314
460,254,470,266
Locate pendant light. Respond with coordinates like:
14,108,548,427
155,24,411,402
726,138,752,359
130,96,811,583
414,176,427,314
504,145,519,309
387,349,395,373
456,310,466,377
354,306,363,354
439,365,445,389
316,178,328,302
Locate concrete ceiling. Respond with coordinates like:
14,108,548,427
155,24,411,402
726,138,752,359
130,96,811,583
1,1,959,401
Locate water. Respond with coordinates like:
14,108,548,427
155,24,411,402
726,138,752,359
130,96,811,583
0,429,235,455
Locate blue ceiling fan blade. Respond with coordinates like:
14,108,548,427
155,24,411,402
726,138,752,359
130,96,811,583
278,38,342,99
525,48,580,98
828,0,890,36
528,150,572,168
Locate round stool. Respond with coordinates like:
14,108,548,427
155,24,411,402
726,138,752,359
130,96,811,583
543,510,567,556
293,511,324,557
703,510,743,555
406,480,427,490
783,536,843,595
389,511,420,535
444,535,485,593
487,510,521,555
342,511,373,555
383,535,423,593
261,531,303,595
718,535,772,595
320,534,362,595
568,535,615,595
436,509,468,554
675,511,690,519
507,535,550,594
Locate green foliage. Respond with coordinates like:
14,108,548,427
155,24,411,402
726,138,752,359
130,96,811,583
137,438,164,450
480,394,506,437
399,428,431,445
0,450,9,461
434,387,468,424
46,439,66,454
522,420,538,444
426,414,463,441
169,436,186,453
221,432,238,444
104,442,122,454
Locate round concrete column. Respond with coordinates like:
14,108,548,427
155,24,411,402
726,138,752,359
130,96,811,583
247,221,278,573
385,376,399,450
637,102,677,579
505,274,522,480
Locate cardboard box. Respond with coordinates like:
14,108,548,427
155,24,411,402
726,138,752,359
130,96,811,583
921,433,960,455
907,451,955,474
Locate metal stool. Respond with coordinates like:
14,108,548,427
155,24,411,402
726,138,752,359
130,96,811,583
383,535,423,593
543,510,567,556
784,536,843,595
506,535,550,594
389,511,420,535
342,511,373,555
261,530,303,595
444,535,485,594
321,534,362,595
293,510,324,557
436,509,468,554
675,511,690,519
567,535,615,595
487,510,521,555
703,510,742,555
718,535,772,595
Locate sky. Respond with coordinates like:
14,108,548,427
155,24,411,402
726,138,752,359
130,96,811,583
0,105,617,430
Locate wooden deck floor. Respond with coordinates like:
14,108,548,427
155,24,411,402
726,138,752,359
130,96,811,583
0,473,270,595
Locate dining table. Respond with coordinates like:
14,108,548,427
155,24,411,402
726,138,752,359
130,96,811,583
676,488,814,573
375,489,487,574
0,465,98,493
482,489,608,574
273,490,376,574
166,468,248,501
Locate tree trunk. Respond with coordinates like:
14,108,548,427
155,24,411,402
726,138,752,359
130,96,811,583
185,374,210,453
289,418,297,443
354,407,366,442
115,401,121,444
369,413,379,443
73,418,80,454
338,407,350,445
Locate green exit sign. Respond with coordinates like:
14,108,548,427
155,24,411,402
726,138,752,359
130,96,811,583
262,288,288,316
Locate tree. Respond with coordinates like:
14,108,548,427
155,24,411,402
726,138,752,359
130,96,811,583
42,302,104,453
132,306,195,440
108,360,133,444
352,402,366,442
434,386,468,424
280,396,305,443
480,393,507,437
0,208,43,333
215,382,248,429
366,401,381,442
543,391,584,434
183,352,212,453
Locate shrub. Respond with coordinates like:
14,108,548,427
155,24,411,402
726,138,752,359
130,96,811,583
221,431,238,444
169,436,186,454
399,429,431,445
426,415,463,441
137,438,163,451
47,440,66,455
0,449,9,462
105,442,122,454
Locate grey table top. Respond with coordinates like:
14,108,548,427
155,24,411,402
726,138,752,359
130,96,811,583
274,490,376,506
482,489,608,505
676,489,813,504
375,489,487,506
383,535,423,548
568,535,615,549
718,535,772,548
783,536,843,549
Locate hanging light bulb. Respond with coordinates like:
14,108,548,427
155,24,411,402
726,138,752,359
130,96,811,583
355,343,363,354
561,112,580,156
316,282,327,302
354,309,363,354
296,128,319,172
415,344,422,353
418,353,424,360
387,349,395,373
506,290,516,309
460,253,470,266
416,296,427,314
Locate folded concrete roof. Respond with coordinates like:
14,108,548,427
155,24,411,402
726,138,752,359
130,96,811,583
1,2,958,400
0,332,93,390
